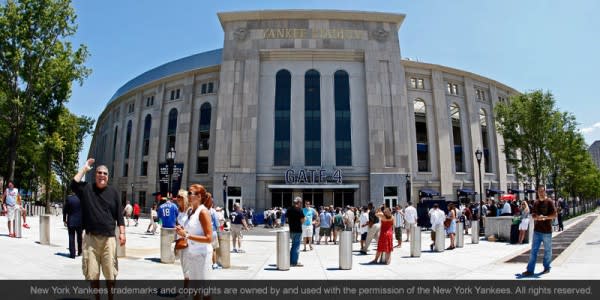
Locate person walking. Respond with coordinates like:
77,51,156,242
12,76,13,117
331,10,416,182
286,197,305,267
230,203,249,253
521,186,557,276
369,207,394,264
71,158,125,300
393,205,404,248
146,204,158,234
403,202,418,242
445,203,457,250
3,181,29,237
123,201,133,227
63,192,83,258
132,202,140,226
518,201,530,244
360,202,381,254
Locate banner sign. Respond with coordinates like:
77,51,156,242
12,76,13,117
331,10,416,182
159,163,184,197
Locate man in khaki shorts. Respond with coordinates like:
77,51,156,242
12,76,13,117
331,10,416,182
230,203,248,253
71,158,125,297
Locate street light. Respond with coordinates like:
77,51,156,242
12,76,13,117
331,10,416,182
131,183,134,206
166,147,176,199
223,174,229,222
475,148,483,234
405,174,411,204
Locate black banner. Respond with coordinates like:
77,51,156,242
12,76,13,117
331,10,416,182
158,162,184,197
9,280,599,300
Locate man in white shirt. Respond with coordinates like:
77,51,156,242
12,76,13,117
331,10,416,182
501,200,512,216
428,203,446,251
393,205,404,248
403,202,418,242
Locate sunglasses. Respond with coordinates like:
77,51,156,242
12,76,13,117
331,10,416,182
96,171,108,176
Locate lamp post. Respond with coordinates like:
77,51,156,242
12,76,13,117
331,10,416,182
223,174,229,222
405,174,411,204
475,148,483,233
166,147,176,199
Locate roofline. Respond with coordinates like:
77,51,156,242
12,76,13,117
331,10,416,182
218,9,405,27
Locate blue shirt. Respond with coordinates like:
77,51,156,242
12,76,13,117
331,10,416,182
158,201,179,228
320,212,332,228
302,208,315,226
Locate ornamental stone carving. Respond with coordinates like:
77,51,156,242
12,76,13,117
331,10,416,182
372,28,389,42
233,27,248,41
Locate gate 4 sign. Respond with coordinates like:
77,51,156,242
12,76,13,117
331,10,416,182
285,168,343,184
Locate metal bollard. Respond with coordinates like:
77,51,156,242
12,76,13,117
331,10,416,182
115,227,126,257
456,222,464,248
160,227,176,263
471,221,479,244
218,231,231,268
339,230,352,270
14,206,23,238
528,216,534,244
410,225,421,257
434,224,445,252
39,215,50,245
276,231,290,271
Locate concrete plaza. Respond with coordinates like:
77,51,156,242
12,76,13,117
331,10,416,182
0,210,598,280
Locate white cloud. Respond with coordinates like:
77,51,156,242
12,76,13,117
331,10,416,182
579,122,600,134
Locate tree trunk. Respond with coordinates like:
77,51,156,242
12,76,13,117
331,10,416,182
7,129,19,182
45,152,52,214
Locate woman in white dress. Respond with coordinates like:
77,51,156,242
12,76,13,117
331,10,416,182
518,201,531,244
175,184,213,297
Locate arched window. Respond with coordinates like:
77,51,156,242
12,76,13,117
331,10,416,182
305,69,321,166
274,70,291,166
142,115,151,156
450,103,464,172
196,102,211,174
480,109,491,172
414,99,430,172
167,108,178,152
334,70,352,166
125,120,132,159
112,126,118,162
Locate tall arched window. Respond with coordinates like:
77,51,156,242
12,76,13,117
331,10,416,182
450,103,464,172
167,108,178,152
480,109,491,172
197,102,211,174
334,70,352,166
305,69,321,166
124,120,132,159
414,99,430,172
142,115,151,156
274,70,291,166
112,126,118,162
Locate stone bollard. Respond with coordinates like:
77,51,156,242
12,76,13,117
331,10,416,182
434,224,445,252
14,206,23,238
456,222,464,248
115,227,126,257
410,225,421,257
218,231,231,268
160,227,176,263
39,215,50,245
339,230,352,270
471,221,480,244
276,230,290,271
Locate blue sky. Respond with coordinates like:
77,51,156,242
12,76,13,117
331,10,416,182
67,0,600,167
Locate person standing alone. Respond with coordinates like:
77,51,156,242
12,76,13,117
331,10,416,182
63,192,83,258
286,197,305,267
521,186,556,276
71,158,125,300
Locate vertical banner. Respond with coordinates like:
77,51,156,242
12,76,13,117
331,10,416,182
159,163,184,197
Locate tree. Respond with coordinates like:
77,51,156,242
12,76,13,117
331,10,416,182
0,0,90,181
495,90,558,188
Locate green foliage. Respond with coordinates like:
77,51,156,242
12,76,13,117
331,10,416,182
495,90,600,201
0,0,93,202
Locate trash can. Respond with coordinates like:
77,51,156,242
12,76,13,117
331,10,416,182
276,230,290,271
471,221,479,244
456,222,464,248
115,227,126,257
410,225,421,257
339,230,352,270
14,206,22,238
434,224,445,252
160,227,176,264
39,215,50,245
218,231,231,268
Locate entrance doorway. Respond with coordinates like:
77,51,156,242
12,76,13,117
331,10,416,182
384,186,398,208
333,189,355,207
271,189,293,208
303,190,324,208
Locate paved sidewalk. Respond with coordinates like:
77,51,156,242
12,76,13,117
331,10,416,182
0,210,598,280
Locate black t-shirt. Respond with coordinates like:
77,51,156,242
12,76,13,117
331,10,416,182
368,210,379,225
71,179,125,236
286,206,305,233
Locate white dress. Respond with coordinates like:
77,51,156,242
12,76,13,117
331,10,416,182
181,205,213,280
